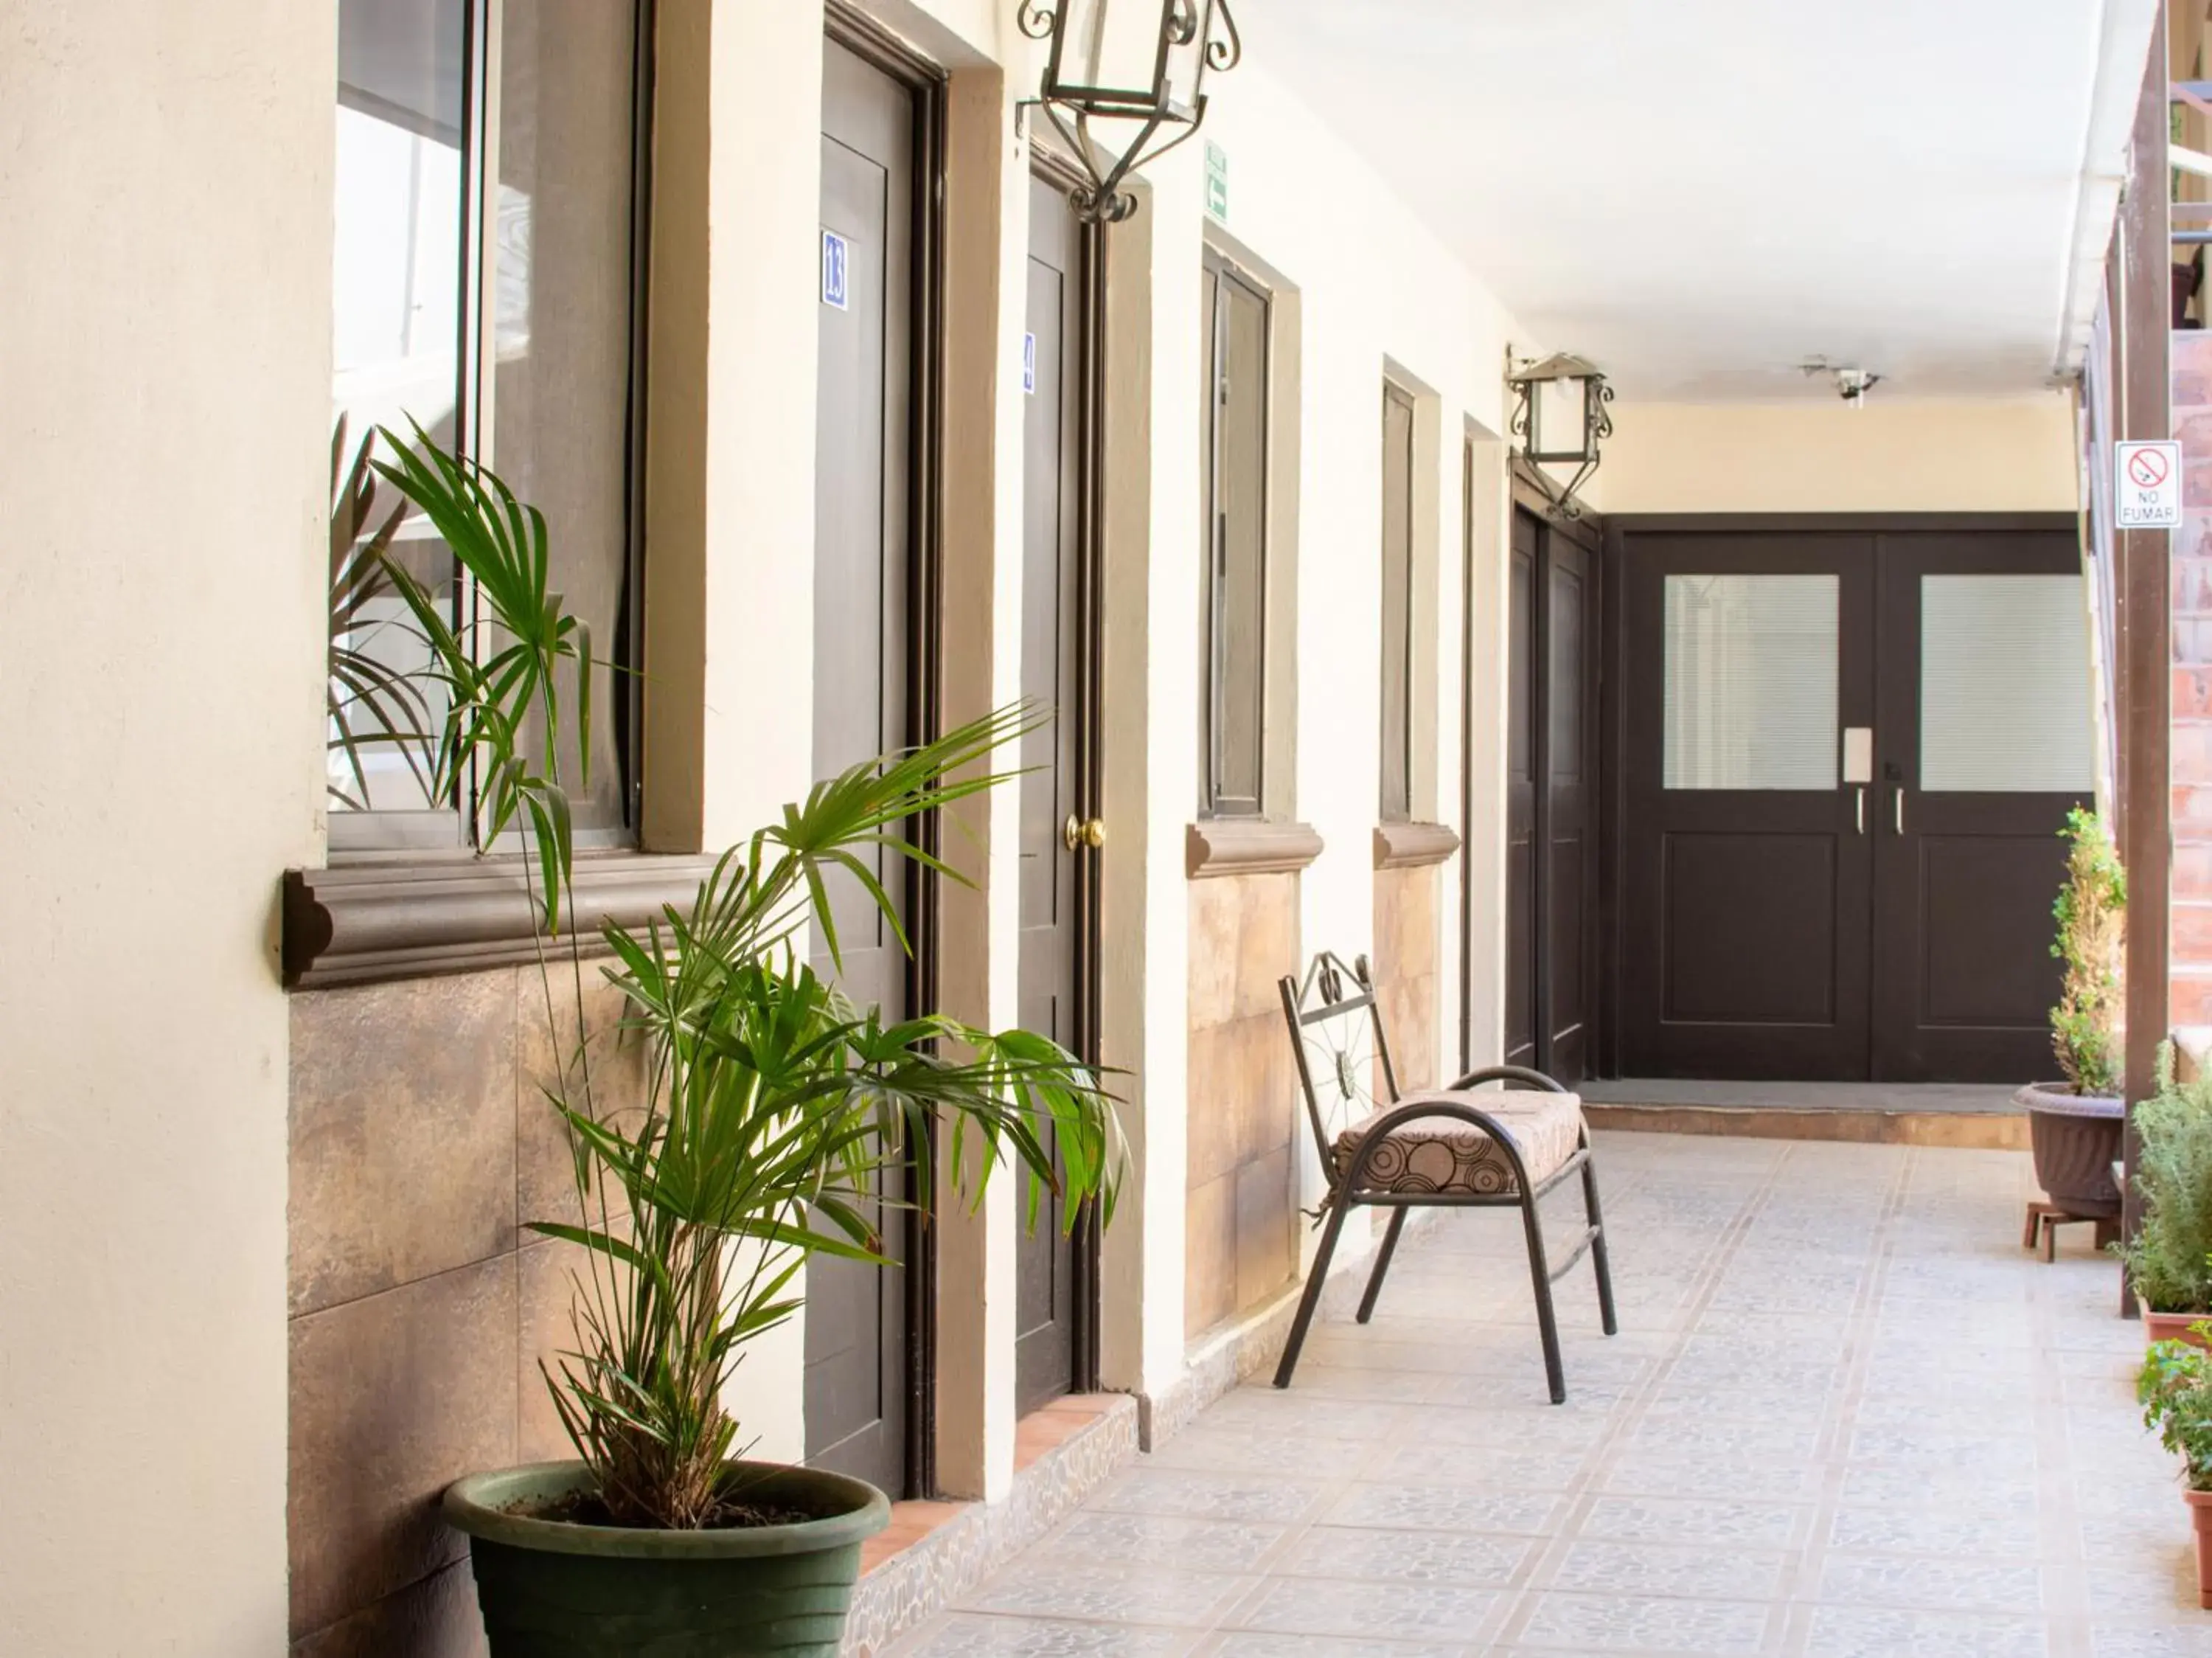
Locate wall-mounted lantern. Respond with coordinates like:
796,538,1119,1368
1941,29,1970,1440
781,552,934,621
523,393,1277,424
1507,351,1614,517
1018,0,1242,223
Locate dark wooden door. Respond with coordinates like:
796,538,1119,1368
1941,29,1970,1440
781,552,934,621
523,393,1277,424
1503,510,1539,1071
1615,520,2092,1083
1543,528,1599,1083
1013,169,1093,1416
810,37,916,1496
1871,531,2092,1080
1620,534,1877,1079
1503,507,1601,1083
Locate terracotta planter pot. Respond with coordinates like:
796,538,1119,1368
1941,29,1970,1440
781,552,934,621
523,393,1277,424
2014,1083,2124,1217
445,1460,889,1656
2146,1311,2212,1350
2188,1490,2212,1609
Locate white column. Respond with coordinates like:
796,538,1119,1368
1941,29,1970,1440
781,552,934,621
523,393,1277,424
645,0,830,1464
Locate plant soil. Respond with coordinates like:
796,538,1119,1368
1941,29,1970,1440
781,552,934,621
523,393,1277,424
509,1488,827,1531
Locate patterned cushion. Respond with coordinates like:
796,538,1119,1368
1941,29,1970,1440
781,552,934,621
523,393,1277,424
1330,1089,1585,1197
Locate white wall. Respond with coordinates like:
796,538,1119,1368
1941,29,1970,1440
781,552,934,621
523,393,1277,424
835,3,1554,1407
1596,394,2081,514
1180,62,1535,1229
0,4,330,1651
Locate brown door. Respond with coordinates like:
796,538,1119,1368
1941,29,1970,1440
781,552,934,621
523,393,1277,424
1621,533,1876,1079
1871,531,2090,1080
810,36,917,1496
1502,507,1600,1082
1503,510,1539,1070
1013,168,1095,1415
1543,525,1599,1083
1616,521,2090,1083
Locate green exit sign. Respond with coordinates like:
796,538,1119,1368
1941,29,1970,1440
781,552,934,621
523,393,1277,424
1205,142,1228,223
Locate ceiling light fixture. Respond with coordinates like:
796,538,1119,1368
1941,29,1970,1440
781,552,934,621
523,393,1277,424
1802,360,1882,408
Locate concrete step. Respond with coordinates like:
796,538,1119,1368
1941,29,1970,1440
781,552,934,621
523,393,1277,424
1582,1079,2026,1150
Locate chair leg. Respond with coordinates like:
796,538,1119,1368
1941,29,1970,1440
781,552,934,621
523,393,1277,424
1519,1186,1567,1404
1274,1199,1352,1388
1357,1208,1408,1325
1581,1150,1618,1338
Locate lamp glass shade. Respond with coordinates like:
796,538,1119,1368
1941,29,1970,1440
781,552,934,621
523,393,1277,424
1048,0,1175,112
1534,375,1590,460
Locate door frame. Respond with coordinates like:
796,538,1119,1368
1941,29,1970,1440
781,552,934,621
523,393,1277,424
1029,141,1109,1397
1595,510,2084,1083
824,1,947,1499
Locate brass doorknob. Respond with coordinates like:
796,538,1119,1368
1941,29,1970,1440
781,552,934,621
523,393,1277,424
1062,814,1106,851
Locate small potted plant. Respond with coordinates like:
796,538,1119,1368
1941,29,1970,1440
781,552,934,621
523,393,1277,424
2016,809,2126,1226
362,430,1124,1655
2118,1050,2212,1346
2140,1330,2212,1606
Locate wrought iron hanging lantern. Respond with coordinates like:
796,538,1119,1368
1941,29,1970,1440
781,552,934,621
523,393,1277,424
1018,0,1242,223
1507,352,1614,517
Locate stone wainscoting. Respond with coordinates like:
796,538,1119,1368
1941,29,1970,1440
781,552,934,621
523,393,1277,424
1183,870,1303,1339
1372,861,1443,1092
288,968,641,1656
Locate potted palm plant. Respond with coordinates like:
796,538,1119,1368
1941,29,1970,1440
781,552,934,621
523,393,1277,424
2118,1050,2212,1347
363,429,1123,1655
2140,1330,2212,1606
2016,809,2126,1229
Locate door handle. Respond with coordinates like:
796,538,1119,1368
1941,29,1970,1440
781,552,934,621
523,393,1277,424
1854,786,1865,835
1893,788,1905,835
1062,814,1106,852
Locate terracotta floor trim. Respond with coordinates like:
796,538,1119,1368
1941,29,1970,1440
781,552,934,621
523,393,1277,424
841,1393,1138,1656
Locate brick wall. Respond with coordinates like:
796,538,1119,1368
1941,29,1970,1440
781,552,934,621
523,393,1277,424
2174,333,2212,1023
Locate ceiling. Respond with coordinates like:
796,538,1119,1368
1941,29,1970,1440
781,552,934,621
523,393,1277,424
1248,0,2160,400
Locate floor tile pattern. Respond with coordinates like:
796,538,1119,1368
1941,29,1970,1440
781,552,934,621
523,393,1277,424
885,1132,2208,1656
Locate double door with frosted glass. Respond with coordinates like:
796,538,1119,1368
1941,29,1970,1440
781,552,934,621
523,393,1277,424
1618,524,2095,1083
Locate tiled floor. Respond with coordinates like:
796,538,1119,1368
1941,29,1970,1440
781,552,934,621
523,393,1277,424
886,1131,2212,1657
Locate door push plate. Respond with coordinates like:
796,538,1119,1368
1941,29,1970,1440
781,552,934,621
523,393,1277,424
1841,727,1874,785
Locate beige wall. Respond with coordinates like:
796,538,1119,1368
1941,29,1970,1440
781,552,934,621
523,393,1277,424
1595,395,2081,515
0,4,330,1651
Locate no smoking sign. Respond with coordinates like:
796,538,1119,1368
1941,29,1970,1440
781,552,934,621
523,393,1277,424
2116,440,2183,529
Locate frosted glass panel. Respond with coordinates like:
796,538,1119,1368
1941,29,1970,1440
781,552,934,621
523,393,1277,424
1663,575,1838,790
1921,575,2094,791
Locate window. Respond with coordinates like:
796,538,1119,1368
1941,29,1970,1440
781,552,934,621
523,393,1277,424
1201,253,1270,817
329,0,649,851
1662,573,1839,791
1920,574,2095,791
1380,382,1415,821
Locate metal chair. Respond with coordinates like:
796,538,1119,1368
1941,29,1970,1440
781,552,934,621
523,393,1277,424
1272,951,1617,1403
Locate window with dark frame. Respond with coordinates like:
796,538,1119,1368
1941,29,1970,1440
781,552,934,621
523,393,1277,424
1201,252,1269,818
1380,381,1416,822
328,0,650,855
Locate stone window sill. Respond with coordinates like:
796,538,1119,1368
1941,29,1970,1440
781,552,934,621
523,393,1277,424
1373,821,1461,870
281,850,722,990
1185,820,1324,880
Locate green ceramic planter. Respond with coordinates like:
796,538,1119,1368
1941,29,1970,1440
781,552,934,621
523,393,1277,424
443,1460,890,1657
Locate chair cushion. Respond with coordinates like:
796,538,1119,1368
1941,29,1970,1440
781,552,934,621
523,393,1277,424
1330,1089,1584,1197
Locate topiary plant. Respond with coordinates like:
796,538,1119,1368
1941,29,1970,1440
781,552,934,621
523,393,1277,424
2118,1047,2212,1314
2051,806,2125,1097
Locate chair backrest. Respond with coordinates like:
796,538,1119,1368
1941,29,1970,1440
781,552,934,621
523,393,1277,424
1277,951,1405,1183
